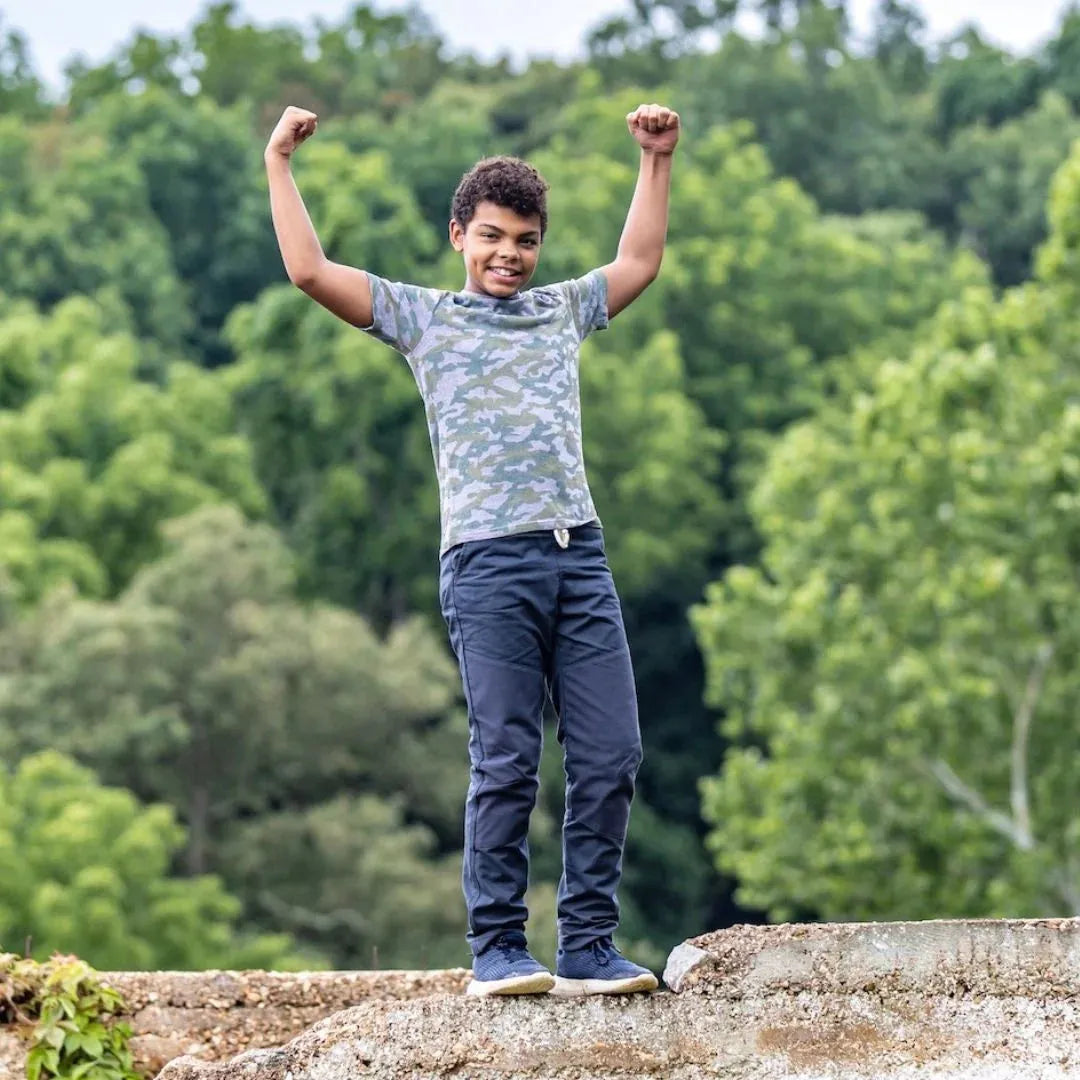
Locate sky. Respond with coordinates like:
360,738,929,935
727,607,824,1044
2,0,1077,92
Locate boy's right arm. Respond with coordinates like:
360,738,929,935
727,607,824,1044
264,106,373,330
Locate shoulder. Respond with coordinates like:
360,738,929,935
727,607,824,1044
534,271,608,337
362,275,452,353
367,273,449,308
525,279,587,310
538,270,606,301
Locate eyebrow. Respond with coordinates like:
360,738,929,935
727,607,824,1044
475,221,541,238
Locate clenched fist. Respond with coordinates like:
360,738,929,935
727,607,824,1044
265,106,318,159
626,103,680,155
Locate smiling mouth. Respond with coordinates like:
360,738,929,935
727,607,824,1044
487,267,521,279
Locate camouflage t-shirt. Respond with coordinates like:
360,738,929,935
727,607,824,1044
362,270,608,554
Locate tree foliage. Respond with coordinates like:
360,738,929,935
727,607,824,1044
0,752,307,970
0,296,264,604
693,143,1080,921
3,952,141,1080
0,506,467,965
3,0,1080,963
0,118,191,350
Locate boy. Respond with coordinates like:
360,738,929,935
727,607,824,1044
264,101,679,996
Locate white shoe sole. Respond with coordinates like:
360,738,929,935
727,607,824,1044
466,971,556,996
550,972,659,997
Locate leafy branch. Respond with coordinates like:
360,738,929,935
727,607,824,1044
926,643,1078,913
0,952,143,1080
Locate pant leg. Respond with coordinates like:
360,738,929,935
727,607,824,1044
439,534,557,956
548,525,643,952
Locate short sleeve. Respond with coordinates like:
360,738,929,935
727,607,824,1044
362,273,443,355
551,269,609,341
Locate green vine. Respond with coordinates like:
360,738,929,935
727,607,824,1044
0,952,142,1080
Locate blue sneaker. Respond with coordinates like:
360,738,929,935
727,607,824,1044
552,937,659,996
466,931,555,997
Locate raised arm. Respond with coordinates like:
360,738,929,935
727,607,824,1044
264,106,373,329
601,103,680,320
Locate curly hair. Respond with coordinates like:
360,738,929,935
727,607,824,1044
451,156,549,237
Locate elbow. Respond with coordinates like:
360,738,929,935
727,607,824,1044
619,253,662,285
288,257,328,292
635,263,661,292
289,266,320,293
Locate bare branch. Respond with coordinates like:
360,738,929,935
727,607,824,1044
1010,642,1054,851
928,642,1054,855
926,757,1033,850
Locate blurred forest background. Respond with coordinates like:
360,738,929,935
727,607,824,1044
2,0,1080,973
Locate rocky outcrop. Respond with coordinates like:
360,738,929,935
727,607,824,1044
108,969,468,1071
664,917,1080,998
7,921,1080,1079
155,920,1080,1079
150,985,1080,1078
0,969,468,1078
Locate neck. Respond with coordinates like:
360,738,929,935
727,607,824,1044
463,279,518,298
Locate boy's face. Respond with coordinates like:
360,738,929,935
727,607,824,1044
450,200,542,297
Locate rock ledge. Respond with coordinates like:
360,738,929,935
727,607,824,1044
157,919,1080,1079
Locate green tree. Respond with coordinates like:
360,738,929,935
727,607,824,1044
189,1,315,109
81,89,285,367
676,30,943,217
0,752,308,970
0,16,48,116
63,2,450,119
288,140,441,281
870,0,930,94
1044,7,1080,109
345,80,497,233
297,2,448,115
692,147,1080,918
0,117,192,350
949,92,1080,286
221,795,466,969
656,125,985,563
579,331,725,598
753,0,847,32
0,505,464,882
585,1,736,85
931,28,1044,139
0,295,264,602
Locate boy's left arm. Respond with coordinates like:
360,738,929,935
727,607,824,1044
601,103,680,320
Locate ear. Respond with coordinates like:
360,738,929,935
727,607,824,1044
449,218,465,252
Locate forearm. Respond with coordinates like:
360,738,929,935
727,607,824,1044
615,150,673,275
264,150,327,286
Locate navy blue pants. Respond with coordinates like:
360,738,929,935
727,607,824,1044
438,523,643,956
